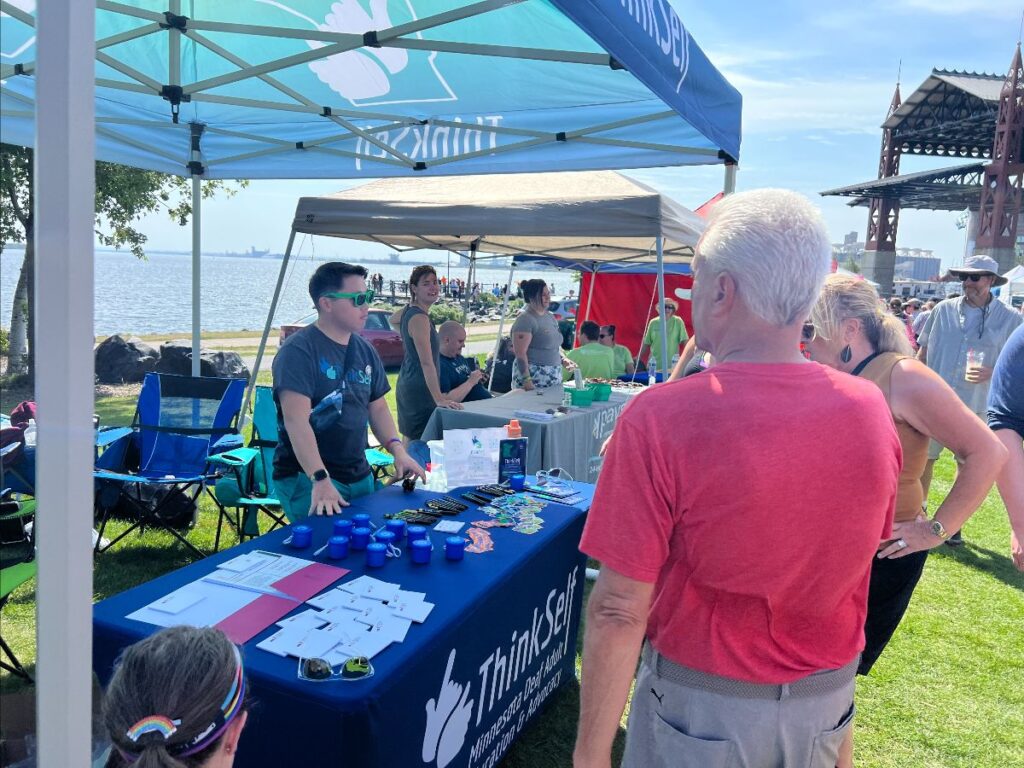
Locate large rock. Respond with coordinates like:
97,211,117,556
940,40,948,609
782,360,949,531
156,340,250,379
95,335,160,383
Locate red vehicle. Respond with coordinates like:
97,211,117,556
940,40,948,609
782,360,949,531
279,309,405,368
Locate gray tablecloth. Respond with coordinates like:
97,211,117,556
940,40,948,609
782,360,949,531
420,386,632,482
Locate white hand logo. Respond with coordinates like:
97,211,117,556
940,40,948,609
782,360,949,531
423,649,474,768
309,0,409,100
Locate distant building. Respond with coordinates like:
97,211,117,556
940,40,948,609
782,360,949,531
894,254,941,281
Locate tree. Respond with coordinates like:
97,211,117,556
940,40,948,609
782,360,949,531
0,143,245,378
842,257,861,274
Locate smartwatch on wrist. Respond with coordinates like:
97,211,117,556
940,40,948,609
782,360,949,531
930,519,950,540
310,468,329,483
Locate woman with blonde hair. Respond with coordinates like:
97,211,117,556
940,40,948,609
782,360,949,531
805,273,1006,767
101,626,249,768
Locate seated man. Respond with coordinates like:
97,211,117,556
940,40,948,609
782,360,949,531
438,320,492,403
566,321,616,379
272,262,424,522
600,324,635,376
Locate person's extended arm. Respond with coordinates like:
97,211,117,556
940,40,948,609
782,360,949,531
409,313,460,409
279,389,347,514
573,567,654,768
668,337,698,382
878,360,1007,558
444,369,485,403
512,331,534,390
368,396,426,482
389,305,408,326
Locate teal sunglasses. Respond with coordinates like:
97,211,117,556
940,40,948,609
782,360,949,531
320,289,375,307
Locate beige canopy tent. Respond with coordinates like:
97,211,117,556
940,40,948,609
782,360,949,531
247,171,705,412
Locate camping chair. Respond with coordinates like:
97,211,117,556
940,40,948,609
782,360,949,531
0,495,36,682
211,386,287,548
94,373,245,558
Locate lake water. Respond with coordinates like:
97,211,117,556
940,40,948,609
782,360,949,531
0,249,566,335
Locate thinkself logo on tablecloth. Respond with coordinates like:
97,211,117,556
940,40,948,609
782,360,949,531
421,567,580,768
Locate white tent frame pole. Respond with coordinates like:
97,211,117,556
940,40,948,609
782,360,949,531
35,0,95,764
724,163,737,195
242,229,296,427
656,235,669,377
489,260,516,390
584,264,598,321
191,174,202,376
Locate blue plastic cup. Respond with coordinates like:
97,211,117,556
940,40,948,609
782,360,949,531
333,519,354,539
375,530,396,547
289,525,312,549
410,538,432,564
509,474,526,491
328,535,349,560
445,536,466,561
365,542,387,568
351,513,371,530
351,526,371,550
385,519,407,540
407,525,428,545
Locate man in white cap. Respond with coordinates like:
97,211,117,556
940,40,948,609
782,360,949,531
918,254,1022,543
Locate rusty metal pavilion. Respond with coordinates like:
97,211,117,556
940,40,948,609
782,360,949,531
822,45,1023,293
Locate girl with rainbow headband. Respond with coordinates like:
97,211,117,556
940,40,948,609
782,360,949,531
101,626,249,768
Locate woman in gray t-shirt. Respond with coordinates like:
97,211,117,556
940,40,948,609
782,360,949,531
511,279,574,389
396,265,461,441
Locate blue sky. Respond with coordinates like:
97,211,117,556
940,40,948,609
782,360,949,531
131,0,1022,270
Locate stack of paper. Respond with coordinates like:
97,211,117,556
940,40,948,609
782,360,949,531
256,576,435,664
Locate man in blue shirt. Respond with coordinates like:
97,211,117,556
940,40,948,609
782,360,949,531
438,320,493,403
273,262,424,521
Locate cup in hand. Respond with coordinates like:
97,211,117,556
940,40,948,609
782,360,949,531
965,349,985,382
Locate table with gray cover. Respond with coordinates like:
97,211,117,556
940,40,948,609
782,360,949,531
420,386,632,483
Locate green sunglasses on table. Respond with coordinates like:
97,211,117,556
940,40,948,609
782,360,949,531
320,289,375,307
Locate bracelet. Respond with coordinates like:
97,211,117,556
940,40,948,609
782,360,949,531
386,437,403,451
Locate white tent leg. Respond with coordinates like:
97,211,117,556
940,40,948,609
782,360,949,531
241,230,296,426
656,236,669,377
583,266,598,321
488,261,516,390
191,174,202,376
35,0,95,764
724,162,737,195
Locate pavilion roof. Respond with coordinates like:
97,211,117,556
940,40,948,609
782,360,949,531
821,161,986,211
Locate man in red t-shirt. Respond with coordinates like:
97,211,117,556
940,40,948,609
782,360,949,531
573,189,901,768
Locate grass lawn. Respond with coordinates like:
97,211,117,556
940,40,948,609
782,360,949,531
1,390,1021,766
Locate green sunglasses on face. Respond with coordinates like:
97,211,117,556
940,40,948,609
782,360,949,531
320,289,375,307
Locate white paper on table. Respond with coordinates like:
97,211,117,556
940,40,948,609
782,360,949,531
204,551,310,592
433,520,465,533
364,613,412,643
390,598,434,624
320,592,381,615
256,626,310,657
216,551,276,573
274,628,339,660
127,580,258,629
392,589,426,604
344,630,393,660
338,575,401,603
353,603,393,627
306,588,359,611
148,590,206,615
319,614,366,644
276,609,328,631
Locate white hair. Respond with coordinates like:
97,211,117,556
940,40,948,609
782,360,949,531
695,188,832,326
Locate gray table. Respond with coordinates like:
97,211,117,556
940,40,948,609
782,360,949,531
420,386,632,482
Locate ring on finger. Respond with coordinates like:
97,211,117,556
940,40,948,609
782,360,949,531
896,538,908,550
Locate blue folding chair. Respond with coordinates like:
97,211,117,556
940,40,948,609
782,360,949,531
94,373,245,557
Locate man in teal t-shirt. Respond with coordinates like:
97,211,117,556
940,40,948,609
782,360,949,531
566,321,615,379
600,324,635,376
638,299,688,366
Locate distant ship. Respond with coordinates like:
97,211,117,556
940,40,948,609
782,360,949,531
222,247,274,258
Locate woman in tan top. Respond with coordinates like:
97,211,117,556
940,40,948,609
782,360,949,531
805,274,1006,767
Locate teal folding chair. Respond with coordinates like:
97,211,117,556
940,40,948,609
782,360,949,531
211,386,287,549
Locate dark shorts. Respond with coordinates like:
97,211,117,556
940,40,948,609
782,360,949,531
858,548,929,675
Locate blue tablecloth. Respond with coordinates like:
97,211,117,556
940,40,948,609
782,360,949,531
93,482,590,768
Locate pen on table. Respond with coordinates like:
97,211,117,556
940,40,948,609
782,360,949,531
203,578,299,602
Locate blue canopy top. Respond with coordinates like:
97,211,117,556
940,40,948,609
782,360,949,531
0,1,741,179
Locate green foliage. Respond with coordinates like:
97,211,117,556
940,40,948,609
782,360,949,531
0,326,8,355
842,257,861,273
429,302,466,324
